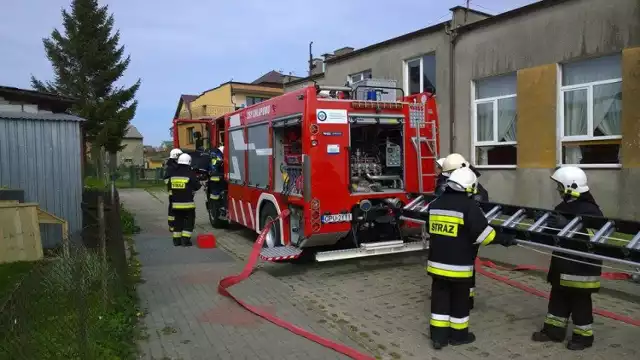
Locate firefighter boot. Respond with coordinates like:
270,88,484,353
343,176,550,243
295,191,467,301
449,332,476,346
531,328,565,343
431,339,448,350
181,237,193,247
172,232,182,247
566,333,594,351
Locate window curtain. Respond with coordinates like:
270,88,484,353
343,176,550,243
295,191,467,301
593,82,622,136
563,90,587,163
562,55,621,164
497,97,517,142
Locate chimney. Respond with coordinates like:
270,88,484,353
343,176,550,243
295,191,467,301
322,52,335,61
311,58,324,75
333,46,355,57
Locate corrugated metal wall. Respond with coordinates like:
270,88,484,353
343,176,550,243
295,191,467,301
0,116,83,248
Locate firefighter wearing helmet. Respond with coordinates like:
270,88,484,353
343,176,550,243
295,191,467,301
426,167,516,349
531,166,603,351
167,153,201,247
164,148,183,232
207,145,225,206
438,153,489,309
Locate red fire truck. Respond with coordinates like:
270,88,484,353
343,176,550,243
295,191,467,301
171,84,440,262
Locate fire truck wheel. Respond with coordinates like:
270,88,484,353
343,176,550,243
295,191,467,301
260,203,282,248
208,200,227,229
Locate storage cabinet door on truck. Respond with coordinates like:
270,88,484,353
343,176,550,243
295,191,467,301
307,109,351,225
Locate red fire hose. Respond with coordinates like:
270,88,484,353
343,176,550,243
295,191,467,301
217,209,376,360
217,210,638,359
475,258,640,326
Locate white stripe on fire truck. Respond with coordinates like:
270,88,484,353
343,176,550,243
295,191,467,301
245,201,254,228
239,201,247,226
232,198,240,224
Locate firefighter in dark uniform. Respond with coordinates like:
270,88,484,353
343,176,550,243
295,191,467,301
164,148,183,233
426,167,516,349
207,146,225,204
438,153,490,310
531,166,603,351
168,153,201,247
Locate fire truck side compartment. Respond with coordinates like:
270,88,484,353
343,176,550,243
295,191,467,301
349,120,404,194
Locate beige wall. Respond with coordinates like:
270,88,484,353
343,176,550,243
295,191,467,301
118,138,144,167
451,0,640,219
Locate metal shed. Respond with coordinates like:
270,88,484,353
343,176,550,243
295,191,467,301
0,110,85,248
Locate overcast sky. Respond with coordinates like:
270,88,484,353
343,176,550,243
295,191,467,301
0,0,537,146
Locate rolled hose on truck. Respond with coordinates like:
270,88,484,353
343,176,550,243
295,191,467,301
217,209,376,360
217,211,639,360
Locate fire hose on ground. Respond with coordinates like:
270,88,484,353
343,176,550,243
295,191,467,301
217,211,639,360
217,209,376,360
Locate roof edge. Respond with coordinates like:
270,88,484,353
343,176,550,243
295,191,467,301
284,73,325,86
456,0,576,35
449,5,493,18
325,22,447,64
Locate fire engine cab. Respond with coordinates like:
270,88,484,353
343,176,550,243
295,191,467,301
172,83,440,262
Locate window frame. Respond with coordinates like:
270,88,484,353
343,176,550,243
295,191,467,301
187,126,195,144
470,76,518,169
556,60,623,169
347,69,372,85
403,54,436,96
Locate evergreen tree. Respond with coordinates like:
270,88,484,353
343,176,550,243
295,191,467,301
31,0,140,168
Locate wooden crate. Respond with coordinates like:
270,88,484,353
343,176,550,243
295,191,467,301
0,203,69,264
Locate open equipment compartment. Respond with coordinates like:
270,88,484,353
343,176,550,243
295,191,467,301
348,118,404,194
272,116,303,196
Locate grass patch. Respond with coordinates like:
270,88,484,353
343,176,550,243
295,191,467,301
0,205,143,360
0,261,37,300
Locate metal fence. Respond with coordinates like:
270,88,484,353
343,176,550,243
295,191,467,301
0,189,138,360
115,166,165,187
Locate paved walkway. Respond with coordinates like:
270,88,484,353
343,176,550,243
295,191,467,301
123,189,640,360
121,189,365,360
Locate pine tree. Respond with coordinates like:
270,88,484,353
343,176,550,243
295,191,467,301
31,0,140,173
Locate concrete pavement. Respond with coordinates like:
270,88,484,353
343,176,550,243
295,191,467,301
122,189,640,360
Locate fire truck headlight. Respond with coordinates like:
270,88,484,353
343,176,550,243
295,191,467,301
359,200,372,212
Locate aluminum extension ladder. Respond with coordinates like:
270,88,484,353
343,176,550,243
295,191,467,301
409,103,439,193
400,195,640,269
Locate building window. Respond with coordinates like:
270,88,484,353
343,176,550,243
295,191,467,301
247,96,268,106
187,126,195,144
559,54,622,166
472,73,518,166
348,70,372,85
404,54,436,95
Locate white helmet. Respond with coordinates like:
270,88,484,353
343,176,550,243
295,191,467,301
436,158,445,169
177,153,192,166
169,148,183,160
218,145,224,153
447,167,478,194
441,153,469,174
551,166,589,195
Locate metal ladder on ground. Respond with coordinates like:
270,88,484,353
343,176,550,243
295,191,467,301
400,195,640,269
409,103,439,193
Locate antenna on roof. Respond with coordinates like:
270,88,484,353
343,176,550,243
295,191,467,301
465,0,469,22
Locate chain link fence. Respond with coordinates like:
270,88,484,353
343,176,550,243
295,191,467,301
0,189,140,360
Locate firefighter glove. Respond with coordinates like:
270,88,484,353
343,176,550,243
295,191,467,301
499,233,518,247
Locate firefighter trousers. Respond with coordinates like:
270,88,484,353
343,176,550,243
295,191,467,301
541,286,594,345
167,202,175,232
429,277,472,343
172,209,196,246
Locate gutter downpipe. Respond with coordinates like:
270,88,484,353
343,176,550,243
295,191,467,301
445,21,459,154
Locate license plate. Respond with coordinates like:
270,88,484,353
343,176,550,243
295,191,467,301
321,213,352,224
